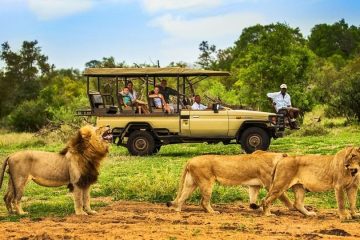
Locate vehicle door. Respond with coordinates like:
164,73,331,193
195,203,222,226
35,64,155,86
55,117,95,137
188,109,229,137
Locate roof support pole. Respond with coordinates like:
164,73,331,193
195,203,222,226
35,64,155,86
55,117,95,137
146,75,152,113
97,77,100,93
177,75,180,113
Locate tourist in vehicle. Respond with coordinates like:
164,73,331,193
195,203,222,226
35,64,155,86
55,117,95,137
158,80,178,103
149,86,171,113
125,81,150,114
127,81,137,101
191,95,207,110
267,84,300,129
119,87,133,107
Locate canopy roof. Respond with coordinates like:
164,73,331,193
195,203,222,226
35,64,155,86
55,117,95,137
84,67,230,77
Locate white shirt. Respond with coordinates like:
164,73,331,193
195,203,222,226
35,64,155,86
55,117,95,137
267,91,291,112
128,90,137,101
191,102,207,110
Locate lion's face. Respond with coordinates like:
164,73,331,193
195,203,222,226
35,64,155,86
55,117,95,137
79,125,112,155
344,147,360,177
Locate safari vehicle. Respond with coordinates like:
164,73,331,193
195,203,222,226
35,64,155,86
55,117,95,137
77,67,285,156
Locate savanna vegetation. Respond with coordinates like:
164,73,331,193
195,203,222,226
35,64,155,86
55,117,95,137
0,19,360,221
0,19,360,131
0,113,359,221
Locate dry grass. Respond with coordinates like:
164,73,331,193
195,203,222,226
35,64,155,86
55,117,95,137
0,132,36,147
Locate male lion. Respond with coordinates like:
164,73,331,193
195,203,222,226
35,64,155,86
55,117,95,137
167,151,293,213
262,147,360,220
0,125,112,215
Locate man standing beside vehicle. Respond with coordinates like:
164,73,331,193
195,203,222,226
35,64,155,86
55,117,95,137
267,84,300,129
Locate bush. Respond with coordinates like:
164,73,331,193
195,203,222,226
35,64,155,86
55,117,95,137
335,74,360,122
7,99,51,132
293,123,329,137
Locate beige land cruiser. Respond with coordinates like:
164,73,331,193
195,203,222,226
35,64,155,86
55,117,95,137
77,67,285,156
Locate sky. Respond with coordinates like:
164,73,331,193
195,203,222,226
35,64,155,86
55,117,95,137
0,0,359,70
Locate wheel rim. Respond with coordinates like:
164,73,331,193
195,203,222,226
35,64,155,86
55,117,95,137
134,138,148,151
248,134,262,148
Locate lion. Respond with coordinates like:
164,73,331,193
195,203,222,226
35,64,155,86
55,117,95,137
262,147,360,220
167,151,294,213
0,125,112,215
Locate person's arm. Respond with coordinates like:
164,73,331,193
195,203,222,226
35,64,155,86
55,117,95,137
266,92,277,99
148,93,159,98
287,95,292,107
200,104,207,110
191,103,197,110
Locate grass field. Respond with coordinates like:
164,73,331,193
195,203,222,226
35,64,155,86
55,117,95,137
0,123,360,222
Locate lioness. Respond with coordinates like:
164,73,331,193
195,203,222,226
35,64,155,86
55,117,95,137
0,125,112,215
262,147,360,220
167,151,293,213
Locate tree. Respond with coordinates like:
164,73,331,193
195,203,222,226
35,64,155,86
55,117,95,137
231,23,314,111
197,41,217,69
308,19,360,59
0,40,52,117
85,56,126,68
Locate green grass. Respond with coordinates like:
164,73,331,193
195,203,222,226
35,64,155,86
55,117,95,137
0,124,360,221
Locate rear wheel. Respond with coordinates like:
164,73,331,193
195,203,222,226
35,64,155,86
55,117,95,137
127,130,156,156
240,127,270,153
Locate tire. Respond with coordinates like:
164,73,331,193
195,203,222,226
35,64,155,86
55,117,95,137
127,130,156,156
240,127,270,153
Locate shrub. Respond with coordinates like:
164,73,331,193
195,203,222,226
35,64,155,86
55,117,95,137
7,99,51,132
293,123,329,137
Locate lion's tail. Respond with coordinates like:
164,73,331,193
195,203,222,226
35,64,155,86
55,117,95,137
166,162,190,207
0,157,9,189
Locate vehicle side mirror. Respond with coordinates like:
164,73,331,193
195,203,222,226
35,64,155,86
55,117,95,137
212,103,220,113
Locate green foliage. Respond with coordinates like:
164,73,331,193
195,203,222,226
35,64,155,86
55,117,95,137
308,19,360,59
196,41,217,69
1,125,360,220
0,41,52,117
331,73,360,121
231,23,315,111
292,124,329,137
85,56,127,68
7,99,51,132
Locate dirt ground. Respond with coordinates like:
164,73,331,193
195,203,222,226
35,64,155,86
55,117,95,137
1,200,360,240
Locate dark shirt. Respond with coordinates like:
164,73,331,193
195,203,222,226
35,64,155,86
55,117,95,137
158,86,178,103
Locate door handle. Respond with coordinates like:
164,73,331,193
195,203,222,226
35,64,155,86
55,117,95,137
192,116,199,118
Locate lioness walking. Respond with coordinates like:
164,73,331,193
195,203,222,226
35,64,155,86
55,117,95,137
262,147,360,220
167,151,293,213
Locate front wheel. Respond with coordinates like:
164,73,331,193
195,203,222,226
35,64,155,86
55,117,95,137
240,127,270,153
127,130,156,156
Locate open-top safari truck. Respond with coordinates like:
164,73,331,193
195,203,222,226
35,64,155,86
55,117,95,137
77,67,285,155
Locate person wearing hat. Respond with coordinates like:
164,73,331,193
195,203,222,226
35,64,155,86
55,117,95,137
267,84,300,129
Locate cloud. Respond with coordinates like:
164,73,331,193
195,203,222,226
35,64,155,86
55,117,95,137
27,0,95,20
141,0,222,13
149,12,265,63
150,12,265,41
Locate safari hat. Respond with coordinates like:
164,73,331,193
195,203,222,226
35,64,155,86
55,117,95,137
280,83,287,89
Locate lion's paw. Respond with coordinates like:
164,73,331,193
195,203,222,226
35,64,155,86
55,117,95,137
86,210,97,215
339,212,352,220
75,211,88,216
306,211,317,217
351,212,360,219
209,211,220,214
264,212,276,217
18,211,29,215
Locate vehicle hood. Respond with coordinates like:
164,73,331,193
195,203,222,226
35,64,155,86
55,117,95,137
227,110,275,119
